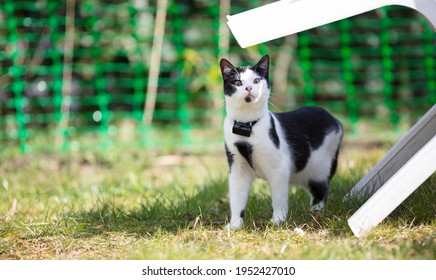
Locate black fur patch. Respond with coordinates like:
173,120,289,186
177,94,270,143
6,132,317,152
329,146,340,181
274,106,341,172
220,58,248,97
308,180,329,206
225,143,234,169
269,113,280,149
222,74,239,97
234,141,254,169
240,210,245,220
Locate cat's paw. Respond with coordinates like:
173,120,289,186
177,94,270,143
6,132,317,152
271,216,286,226
225,218,244,231
310,201,325,212
271,209,287,226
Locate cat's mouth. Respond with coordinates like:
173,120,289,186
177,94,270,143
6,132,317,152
244,93,257,103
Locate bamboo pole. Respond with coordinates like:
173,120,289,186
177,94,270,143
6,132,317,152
211,0,231,126
56,0,75,149
218,0,230,59
143,0,168,125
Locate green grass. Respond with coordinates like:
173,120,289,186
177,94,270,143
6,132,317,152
0,142,435,260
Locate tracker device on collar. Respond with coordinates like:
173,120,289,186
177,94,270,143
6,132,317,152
232,120,258,137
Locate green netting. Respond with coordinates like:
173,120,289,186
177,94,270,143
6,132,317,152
0,0,435,152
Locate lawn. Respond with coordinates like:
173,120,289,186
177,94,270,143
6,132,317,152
0,137,435,260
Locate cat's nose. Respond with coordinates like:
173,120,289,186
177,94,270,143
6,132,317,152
245,86,252,93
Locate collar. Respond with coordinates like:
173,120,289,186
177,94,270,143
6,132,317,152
232,119,259,137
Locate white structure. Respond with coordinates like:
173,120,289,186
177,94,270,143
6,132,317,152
347,106,435,237
226,0,436,237
226,0,436,48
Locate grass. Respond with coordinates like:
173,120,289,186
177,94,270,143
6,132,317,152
0,139,435,260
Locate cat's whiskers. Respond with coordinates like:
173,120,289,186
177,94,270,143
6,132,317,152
268,101,279,111
218,99,226,108
266,96,280,110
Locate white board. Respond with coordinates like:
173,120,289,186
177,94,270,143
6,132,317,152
348,135,436,237
226,0,436,48
345,105,436,201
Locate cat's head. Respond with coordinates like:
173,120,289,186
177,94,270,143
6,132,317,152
219,55,270,112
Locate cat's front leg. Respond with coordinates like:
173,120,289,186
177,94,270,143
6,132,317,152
267,173,290,225
226,168,253,231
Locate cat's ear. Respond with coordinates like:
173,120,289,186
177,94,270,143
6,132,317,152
253,55,269,79
220,58,237,79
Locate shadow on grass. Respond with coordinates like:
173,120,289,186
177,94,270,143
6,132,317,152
67,178,231,237
66,173,435,238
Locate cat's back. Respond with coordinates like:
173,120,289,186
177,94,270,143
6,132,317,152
273,106,343,173
274,106,342,140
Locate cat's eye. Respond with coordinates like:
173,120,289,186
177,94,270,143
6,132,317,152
253,78,260,84
234,80,242,86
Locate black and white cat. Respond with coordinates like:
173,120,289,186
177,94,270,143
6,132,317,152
220,55,343,230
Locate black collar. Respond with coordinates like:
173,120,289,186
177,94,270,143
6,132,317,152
232,120,258,137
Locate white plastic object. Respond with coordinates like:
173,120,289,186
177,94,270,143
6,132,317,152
226,0,436,48
348,134,436,237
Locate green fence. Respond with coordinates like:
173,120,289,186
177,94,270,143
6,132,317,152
0,0,435,152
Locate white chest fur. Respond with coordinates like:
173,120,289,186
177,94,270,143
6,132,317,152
224,113,291,180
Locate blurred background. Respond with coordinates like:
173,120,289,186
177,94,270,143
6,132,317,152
0,0,435,153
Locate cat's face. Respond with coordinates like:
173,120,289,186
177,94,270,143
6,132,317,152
220,55,270,109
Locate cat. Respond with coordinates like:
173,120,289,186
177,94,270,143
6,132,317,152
219,55,343,230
